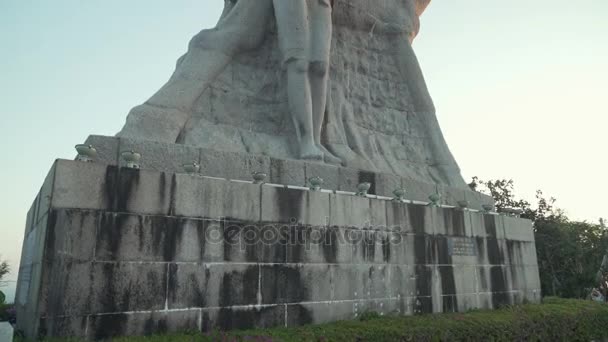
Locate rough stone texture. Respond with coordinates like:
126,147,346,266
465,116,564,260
115,0,466,188
81,135,494,209
16,161,540,340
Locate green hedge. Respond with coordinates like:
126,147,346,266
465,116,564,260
25,298,608,342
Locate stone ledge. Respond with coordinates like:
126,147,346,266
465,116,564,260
83,135,493,209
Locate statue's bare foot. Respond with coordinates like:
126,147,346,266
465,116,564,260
117,103,189,143
318,144,342,165
300,142,324,161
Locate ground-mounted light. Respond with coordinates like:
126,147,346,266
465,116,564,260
356,182,371,197
121,150,141,169
252,171,267,184
183,161,200,174
75,144,97,162
393,188,406,202
308,176,324,191
428,193,441,207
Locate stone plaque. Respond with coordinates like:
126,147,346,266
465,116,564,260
448,237,478,256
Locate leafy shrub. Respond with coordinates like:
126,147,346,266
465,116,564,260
18,298,608,342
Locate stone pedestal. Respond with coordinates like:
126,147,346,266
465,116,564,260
15,155,540,339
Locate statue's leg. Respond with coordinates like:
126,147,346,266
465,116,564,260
308,1,342,164
273,0,324,160
118,0,273,143
392,35,466,187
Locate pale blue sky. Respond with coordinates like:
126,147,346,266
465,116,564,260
0,1,607,298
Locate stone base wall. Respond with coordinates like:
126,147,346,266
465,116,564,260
15,160,540,340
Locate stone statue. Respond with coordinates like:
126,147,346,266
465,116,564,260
118,0,466,187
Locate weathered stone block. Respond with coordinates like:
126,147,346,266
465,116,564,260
84,135,120,166
37,315,88,339
51,160,109,211
87,262,168,314
167,263,259,309
337,167,359,193
37,163,56,225
437,184,466,207
119,137,201,174
305,162,339,191
46,210,98,261
199,148,271,182
385,201,410,232
261,186,330,226
402,177,436,203
503,216,535,242
269,157,306,186
328,194,370,228
96,213,223,262
173,175,261,221
261,264,332,304
375,173,402,198
406,203,431,235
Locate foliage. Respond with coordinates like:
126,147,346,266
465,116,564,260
17,298,608,342
0,303,15,322
0,256,9,284
470,177,608,298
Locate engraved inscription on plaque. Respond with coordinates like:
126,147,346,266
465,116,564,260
448,237,478,256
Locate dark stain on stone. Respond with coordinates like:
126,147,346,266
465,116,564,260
484,215,503,265
219,266,259,307
434,236,450,265
150,216,183,261
506,240,520,265
490,266,509,308
201,311,211,332
197,220,207,261
159,172,166,206
222,221,261,263
414,265,433,314
475,237,485,264
99,263,119,313
44,210,58,262
116,167,140,212
243,224,259,262
103,165,119,210
218,306,280,331
92,313,128,340
363,231,376,262
439,266,457,312
408,204,426,234
168,264,205,309
144,316,168,336
484,214,497,237
322,227,338,263
478,267,488,291
261,265,307,304
286,225,305,263
276,187,304,223
357,171,376,195
98,213,129,260
168,173,177,216
486,237,503,265
382,234,391,262
414,235,430,265
447,209,466,236
287,304,314,326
